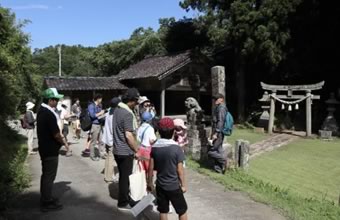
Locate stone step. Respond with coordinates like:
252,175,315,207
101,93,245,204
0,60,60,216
249,134,299,159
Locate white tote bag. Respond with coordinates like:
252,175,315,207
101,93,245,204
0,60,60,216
129,159,147,201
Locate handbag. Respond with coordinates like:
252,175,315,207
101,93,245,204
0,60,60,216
129,159,147,201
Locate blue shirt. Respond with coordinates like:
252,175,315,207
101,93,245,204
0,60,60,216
88,102,102,125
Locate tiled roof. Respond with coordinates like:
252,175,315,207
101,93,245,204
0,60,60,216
44,76,127,91
118,51,191,81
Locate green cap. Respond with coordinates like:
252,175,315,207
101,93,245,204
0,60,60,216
42,88,64,99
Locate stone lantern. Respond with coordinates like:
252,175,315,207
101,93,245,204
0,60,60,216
258,91,271,131
320,93,339,139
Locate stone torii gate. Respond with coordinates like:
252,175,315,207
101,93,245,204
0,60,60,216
260,81,325,137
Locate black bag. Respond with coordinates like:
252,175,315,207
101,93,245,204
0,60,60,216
80,109,92,131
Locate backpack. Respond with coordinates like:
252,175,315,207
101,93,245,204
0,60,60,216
79,109,92,131
20,114,29,129
222,111,234,136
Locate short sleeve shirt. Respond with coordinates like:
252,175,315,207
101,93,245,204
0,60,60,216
112,107,135,155
151,139,185,190
37,106,62,158
137,123,157,147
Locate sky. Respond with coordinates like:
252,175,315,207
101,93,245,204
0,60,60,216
1,0,195,49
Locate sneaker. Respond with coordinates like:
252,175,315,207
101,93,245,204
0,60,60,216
40,200,63,212
28,151,37,155
117,204,132,211
91,157,99,161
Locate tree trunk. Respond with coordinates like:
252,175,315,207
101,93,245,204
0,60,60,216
235,53,246,123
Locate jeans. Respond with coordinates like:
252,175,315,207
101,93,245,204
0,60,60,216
40,156,59,202
90,124,102,158
208,133,226,172
114,154,134,207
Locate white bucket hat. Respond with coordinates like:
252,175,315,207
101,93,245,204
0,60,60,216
26,102,35,110
138,96,150,105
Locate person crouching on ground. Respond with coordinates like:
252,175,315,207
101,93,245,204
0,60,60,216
137,111,157,171
147,117,188,220
37,88,69,212
208,93,227,174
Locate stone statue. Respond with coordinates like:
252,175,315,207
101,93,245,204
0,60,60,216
185,97,204,128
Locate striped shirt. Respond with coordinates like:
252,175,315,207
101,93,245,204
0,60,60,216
112,106,135,156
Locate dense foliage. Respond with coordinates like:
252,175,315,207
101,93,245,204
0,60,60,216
0,7,38,118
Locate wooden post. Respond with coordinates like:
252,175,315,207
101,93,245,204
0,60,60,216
160,80,165,117
306,90,312,137
268,92,276,134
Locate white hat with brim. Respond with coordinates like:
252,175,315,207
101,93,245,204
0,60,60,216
138,96,150,105
26,102,35,110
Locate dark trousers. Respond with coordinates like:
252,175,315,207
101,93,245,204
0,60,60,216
208,133,226,172
114,154,134,207
40,156,59,202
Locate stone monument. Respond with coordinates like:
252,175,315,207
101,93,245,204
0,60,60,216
185,97,209,161
320,93,339,138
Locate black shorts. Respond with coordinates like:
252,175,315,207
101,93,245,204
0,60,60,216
156,185,188,216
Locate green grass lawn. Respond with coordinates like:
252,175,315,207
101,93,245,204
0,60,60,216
225,128,269,145
189,129,340,220
248,138,340,203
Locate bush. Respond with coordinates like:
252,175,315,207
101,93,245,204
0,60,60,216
0,123,30,211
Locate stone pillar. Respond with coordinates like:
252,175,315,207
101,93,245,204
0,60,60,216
211,66,226,127
268,92,276,134
306,90,312,137
211,66,226,98
160,80,166,117
234,140,250,169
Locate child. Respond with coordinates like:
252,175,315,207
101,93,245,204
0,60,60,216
147,117,188,220
173,119,188,167
137,111,157,171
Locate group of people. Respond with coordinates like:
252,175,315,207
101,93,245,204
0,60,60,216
23,85,229,220
31,87,189,220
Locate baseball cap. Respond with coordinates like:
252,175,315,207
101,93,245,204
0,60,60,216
42,88,64,99
212,93,224,100
123,88,140,101
158,117,175,130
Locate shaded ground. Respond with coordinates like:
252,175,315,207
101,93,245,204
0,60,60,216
4,131,286,220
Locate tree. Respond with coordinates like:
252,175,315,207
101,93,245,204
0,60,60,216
158,17,209,53
180,0,302,122
90,27,165,76
0,6,36,119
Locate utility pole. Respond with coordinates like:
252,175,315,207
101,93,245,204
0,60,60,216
58,45,62,77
